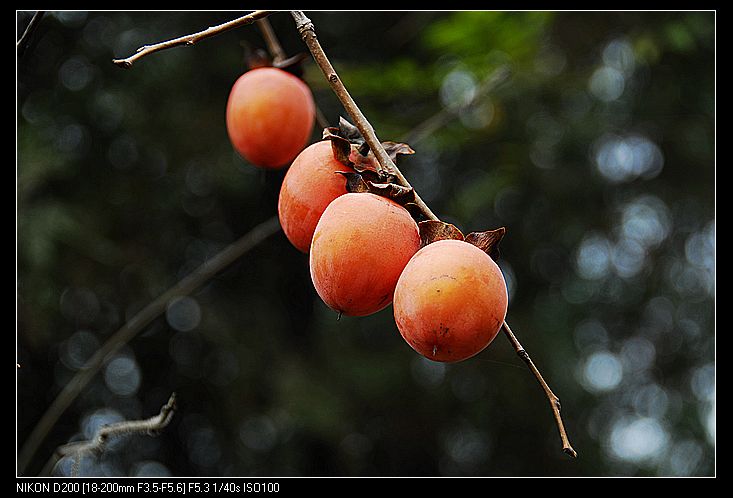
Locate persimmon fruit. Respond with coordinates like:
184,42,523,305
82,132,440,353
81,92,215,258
226,67,315,169
310,193,421,317
393,239,508,362
278,141,354,253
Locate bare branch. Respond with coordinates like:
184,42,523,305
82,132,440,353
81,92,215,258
44,393,177,477
403,65,510,146
21,11,576,467
18,216,282,475
257,17,287,64
112,10,272,69
256,16,330,130
290,11,438,222
292,11,576,458
501,321,577,458
17,11,45,58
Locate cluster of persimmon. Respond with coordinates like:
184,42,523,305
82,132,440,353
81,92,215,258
226,66,508,363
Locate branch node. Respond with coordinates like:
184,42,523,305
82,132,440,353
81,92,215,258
298,22,314,36
293,11,314,35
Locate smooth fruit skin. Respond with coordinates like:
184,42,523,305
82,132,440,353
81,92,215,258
226,67,315,169
310,193,421,317
393,239,508,362
278,141,353,253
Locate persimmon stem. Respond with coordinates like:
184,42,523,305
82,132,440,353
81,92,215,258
291,10,576,458
257,17,287,64
112,10,272,68
290,10,438,222
256,17,330,130
18,216,281,475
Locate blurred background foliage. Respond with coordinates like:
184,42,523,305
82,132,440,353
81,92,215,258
17,11,715,477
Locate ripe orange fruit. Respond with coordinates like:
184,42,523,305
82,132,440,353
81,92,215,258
310,193,420,316
278,141,353,253
226,67,315,169
393,239,508,362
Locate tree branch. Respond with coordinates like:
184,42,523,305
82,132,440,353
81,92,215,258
502,321,577,457
23,11,575,466
403,65,510,146
112,10,272,69
17,11,45,58
42,393,177,477
291,10,576,458
18,216,282,475
256,16,329,130
290,11,438,222
256,17,287,64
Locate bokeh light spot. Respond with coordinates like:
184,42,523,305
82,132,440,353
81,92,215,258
609,416,669,463
589,66,625,102
59,56,94,92
440,68,477,109
166,296,201,332
575,232,612,280
104,354,142,396
239,415,278,452
594,135,664,183
581,351,623,393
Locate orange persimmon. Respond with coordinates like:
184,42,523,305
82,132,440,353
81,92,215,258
309,193,420,317
226,67,315,168
278,141,353,253
393,239,508,362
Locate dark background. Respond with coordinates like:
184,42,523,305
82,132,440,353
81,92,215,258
17,11,715,477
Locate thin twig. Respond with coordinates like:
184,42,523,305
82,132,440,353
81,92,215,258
291,10,575,458
501,321,577,457
290,11,438,222
257,17,287,64
112,10,272,69
17,11,45,58
404,65,510,145
18,216,281,475
314,106,330,130
21,11,575,465
42,393,177,477
257,16,330,130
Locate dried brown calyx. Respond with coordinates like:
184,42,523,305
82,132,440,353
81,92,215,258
245,46,309,78
324,117,417,205
324,118,506,260
418,221,506,261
